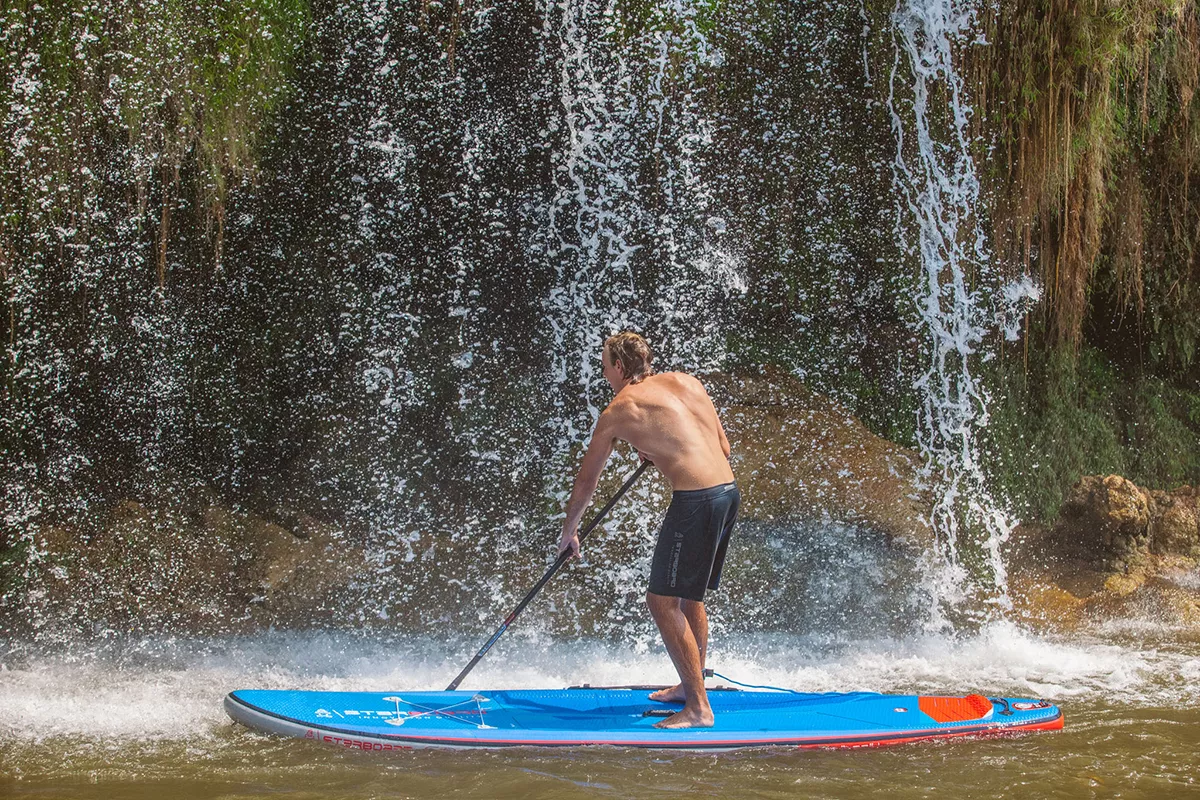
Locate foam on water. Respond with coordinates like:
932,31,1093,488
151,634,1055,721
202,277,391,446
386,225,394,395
0,623,1192,745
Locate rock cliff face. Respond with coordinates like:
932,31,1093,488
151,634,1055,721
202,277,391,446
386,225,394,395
13,379,1198,639
705,368,931,545
14,369,934,638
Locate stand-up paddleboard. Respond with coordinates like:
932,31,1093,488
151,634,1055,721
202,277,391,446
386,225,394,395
224,684,1063,751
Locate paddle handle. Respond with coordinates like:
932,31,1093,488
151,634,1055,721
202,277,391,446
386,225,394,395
445,461,650,691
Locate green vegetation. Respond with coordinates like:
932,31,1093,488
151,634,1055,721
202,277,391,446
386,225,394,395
0,539,28,597
609,0,724,40
957,1,1200,518
985,344,1200,520
971,0,1200,365
0,0,310,277
0,0,310,587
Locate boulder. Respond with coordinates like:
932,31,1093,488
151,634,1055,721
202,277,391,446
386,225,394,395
1056,475,1152,570
247,510,370,624
23,492,370,636
1006,551,1200,633
1050,475,1200,573
703,367,930,545
1149,487,1200,557
26,499,255,633
1006,493,1200,633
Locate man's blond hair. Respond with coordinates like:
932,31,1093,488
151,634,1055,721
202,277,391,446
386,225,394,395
604,331,654,384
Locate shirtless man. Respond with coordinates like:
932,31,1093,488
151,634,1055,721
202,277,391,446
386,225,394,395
557,332,739,730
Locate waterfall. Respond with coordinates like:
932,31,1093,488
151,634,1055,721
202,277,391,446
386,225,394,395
886,0,1040,615
0,0,1034,641
541,0,645,434
539,0,742,473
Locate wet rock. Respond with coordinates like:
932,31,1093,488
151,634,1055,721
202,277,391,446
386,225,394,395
1008,573,1087,629
1082,569,1200,629
1007,559,1200,634
703,367,930,545
1150,487,1200,557
22,493,371,637
1007,501,1200,633
1056,475,1152,570
1017,473,1200,631
1101,570,1146,597
26,499,254,635
247,511,369,624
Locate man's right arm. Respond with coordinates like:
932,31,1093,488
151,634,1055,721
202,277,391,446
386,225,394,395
558,411,618,557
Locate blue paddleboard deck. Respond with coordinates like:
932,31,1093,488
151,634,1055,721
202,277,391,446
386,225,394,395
224,686,1063,751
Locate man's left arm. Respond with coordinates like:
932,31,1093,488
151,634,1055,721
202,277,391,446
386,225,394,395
558,412,617,557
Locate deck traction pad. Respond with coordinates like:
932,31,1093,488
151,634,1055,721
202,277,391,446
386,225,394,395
917,694,994,723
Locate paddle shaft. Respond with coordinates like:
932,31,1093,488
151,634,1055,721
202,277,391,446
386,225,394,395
445,461,650,691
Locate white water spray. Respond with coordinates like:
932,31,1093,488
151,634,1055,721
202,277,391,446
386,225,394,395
532,0,749,632
542,0,644,439
539,0,742,466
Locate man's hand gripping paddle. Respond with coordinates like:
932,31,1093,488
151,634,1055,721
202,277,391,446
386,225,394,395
445,461,650,691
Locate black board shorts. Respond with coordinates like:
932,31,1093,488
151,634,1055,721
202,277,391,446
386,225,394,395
648,482,740,602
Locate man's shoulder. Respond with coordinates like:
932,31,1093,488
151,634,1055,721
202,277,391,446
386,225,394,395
644,370,699,385
647,371,706,395
601,392,637,417
620,373,708,408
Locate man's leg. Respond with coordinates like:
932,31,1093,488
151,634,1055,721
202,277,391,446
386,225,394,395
649,598,708,703
645,592,714,729
683,598,708,671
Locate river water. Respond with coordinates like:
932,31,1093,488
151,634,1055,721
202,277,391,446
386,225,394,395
2,621,1197,798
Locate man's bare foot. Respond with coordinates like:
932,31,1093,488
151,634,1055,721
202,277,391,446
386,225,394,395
653,705,715,729
648,684,686,703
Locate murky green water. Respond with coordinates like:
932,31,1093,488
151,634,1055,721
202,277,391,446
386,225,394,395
2,628,1197,799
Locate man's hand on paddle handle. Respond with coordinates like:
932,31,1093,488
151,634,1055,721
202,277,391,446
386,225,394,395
558,528,580,559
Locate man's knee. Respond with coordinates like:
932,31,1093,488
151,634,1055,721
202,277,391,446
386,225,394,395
680,598,704,615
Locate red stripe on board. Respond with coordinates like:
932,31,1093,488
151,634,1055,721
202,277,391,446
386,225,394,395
793,714,1065,750
352,712,1065,749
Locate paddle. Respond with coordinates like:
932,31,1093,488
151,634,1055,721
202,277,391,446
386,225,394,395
445,460,650,691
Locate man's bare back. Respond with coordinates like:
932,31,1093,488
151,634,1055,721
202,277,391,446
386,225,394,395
603,372,734,491
558,363,733,551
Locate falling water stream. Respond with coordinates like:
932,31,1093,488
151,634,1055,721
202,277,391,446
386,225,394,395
887,0,1042,619
2,0,1198,797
